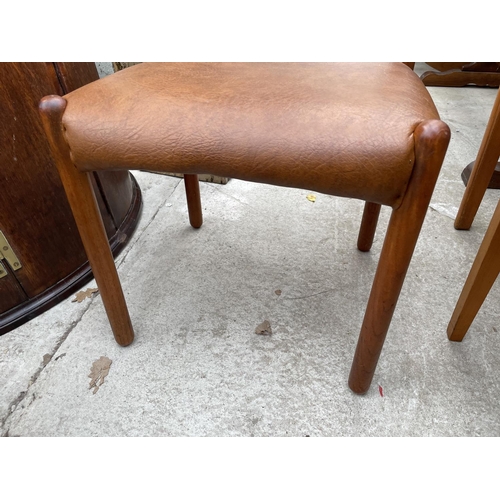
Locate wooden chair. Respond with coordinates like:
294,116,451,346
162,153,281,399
448,89,500,340
454,89,500,231
38,63,450,394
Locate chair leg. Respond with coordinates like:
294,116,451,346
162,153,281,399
448,199,500,341
357,202,381,252
454,89,500,230
348,120,450,394
183,174,203,228
39,95,134,346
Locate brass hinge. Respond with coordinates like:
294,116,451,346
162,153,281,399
0,230,22,279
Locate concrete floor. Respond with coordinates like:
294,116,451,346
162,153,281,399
1,64,500,436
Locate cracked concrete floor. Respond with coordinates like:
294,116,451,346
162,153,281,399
2,67,500,436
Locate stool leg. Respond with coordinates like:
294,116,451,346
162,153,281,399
183,174,203,228
357,202,381,252
39,95,134,346
348,120,450,394
448,199,500,341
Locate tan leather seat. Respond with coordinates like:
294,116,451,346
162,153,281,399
39,62,450,394
62,62,439,207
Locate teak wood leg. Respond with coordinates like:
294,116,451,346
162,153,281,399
348,120,451,394
39,96,134,346
454,89,500,230
357,202,381,252
183,174,203,228
448,199,500,341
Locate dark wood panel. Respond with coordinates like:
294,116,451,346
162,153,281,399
0,175,142,334
0,63,88,297
54,62,101,93
90,173,116,238
95,171,134,228
422,63,500,88
0,269,28,314
426,62,470,72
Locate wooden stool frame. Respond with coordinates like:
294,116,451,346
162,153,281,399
39,92,450,394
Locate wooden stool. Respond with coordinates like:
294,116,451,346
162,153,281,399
39,63,450,394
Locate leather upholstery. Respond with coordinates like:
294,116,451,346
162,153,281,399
61,62,440,207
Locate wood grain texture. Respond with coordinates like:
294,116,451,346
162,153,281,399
0,271,28,315
448,199,500,341
454,89,500,229
348,120,451,394
357,202,381,252
426,63,470,72
94,171,134,229
421,69,500,88
55,62,101,93
183,174,203,228
0,63,88,297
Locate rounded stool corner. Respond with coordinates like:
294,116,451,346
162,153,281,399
39,94,67,119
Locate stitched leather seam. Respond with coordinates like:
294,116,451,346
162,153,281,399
392,129,417,210
61,122,78,169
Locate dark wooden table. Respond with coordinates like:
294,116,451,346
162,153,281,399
421,62,500,87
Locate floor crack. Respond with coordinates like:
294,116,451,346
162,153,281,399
283,288,336,301
115,179,182,270
1,297,96,436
